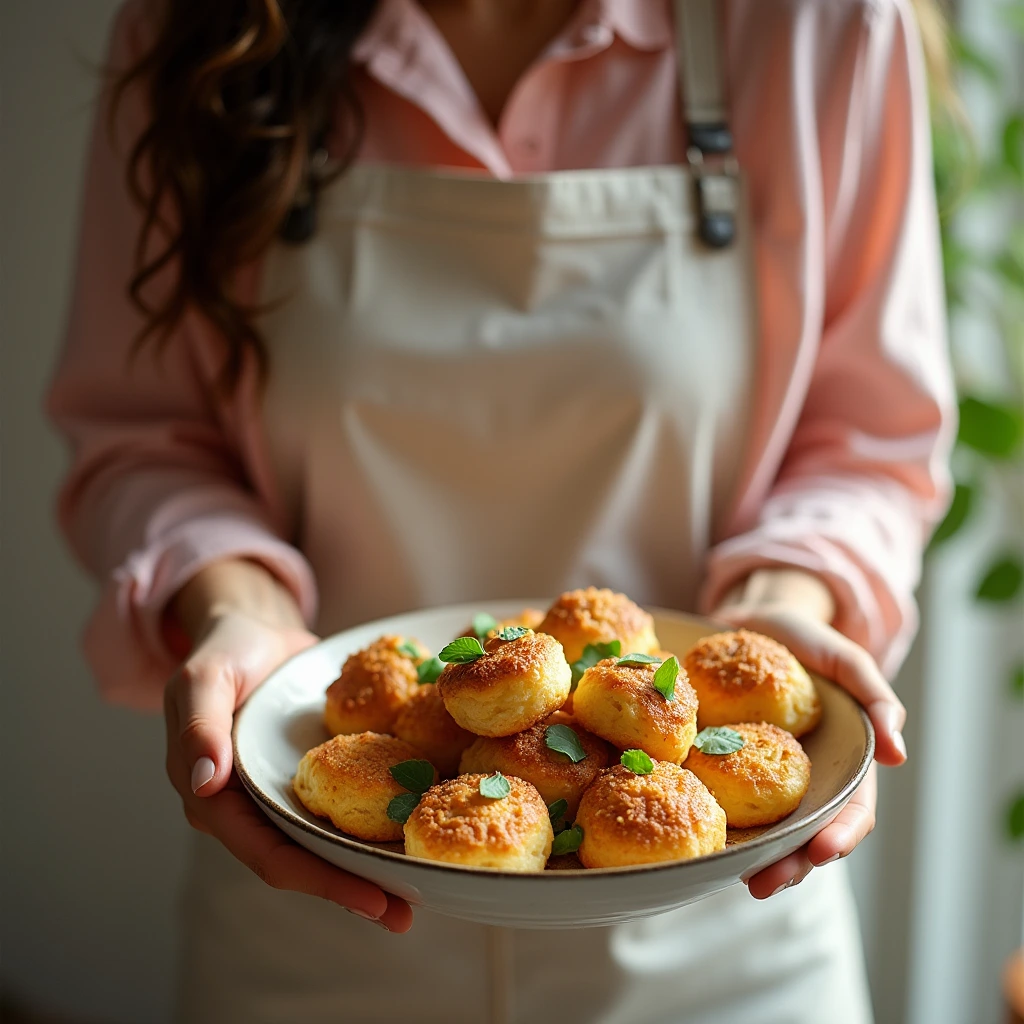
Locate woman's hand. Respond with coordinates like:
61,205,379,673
712,569,907,899
163,560,414,932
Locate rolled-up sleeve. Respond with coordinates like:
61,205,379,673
47,2,316,709
702,0,956,676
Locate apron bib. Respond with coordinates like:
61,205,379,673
178,3,871,1021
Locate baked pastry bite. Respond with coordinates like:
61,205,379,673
684,630,821,737
437,629,571,737
684,722,811,828
404,773,553,871
458,608,545,643
393,685,475,777
458,711,611,819
324,635,426,736
572,654,698,762
537,587,659,666
293,732,436,842
576,759,726,868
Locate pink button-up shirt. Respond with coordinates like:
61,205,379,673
49,0,955,708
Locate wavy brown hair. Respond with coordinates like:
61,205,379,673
114,0,959,390
112,0,378,388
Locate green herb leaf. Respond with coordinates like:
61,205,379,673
547,799,569,831
496,625,530,641
439,636,487,663
958,397,1024,459
929,483,974,548
975,555,1024,602
570,640,621,688
479,772,511,799
620,749,654,775
389,759,435,794
616,653,662,667
417,656,445,685
386,792,421,823
544,724,587,764
1008,791,1024,842
693,727,746,755
396,639,422,660
551,825,584,856
472,613,499,640
652,656,679,700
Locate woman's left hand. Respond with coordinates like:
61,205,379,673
712,570,907,899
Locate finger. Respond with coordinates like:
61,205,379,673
190,784,393,920
746,847,813,900
807,768,876,866
377,892,416,934
167,653,239,796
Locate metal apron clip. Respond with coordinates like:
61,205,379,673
687,145,739,249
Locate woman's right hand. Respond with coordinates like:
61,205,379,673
162,560,414,933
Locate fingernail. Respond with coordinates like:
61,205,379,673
893,730,907,760
346,908,379,921
819,852,842,866
190,757,216,793
770,880,795,897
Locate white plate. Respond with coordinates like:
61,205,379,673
233,601,873,929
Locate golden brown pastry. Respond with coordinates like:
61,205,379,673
576,761,726,868
293,732,435,842
684,722,811,827
323,635,427,736
457,608,545,642
458,711,611,819
392,685,475,777
684,630,821,737
437,630,571,737
572,656,698,762
404,773,553,871
537,587,659,665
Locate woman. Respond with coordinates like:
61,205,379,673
50,0,954,1020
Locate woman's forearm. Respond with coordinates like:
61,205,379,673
714,568,836,625
170,558,306,642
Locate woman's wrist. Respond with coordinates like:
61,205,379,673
169,558,306,643
714,568,836,625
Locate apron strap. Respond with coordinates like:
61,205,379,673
674,0,739,248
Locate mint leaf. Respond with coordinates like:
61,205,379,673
386,792,421,823
496,625,530,641
439,636,486,663
544,724,587,764
693,727,745,755
551,824,584,856
620,749,654,775
479,772,511,799
417,656,445,684
617,653,662,667
389,759,435,794
547,798,569,831
472,612,499,640
396,639,421,660
652,656,679,700
570,640,621,688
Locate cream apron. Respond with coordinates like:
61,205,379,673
177,2,872,1020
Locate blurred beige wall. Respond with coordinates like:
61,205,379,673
1,3,189,1022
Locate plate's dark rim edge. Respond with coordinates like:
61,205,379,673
231,606,876,880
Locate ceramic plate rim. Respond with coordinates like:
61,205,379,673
232,603,875,879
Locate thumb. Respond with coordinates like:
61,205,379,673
170,653,240,796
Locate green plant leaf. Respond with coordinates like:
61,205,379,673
472,613,499,640
950,32,1001,85
999,1,1024,36
389,759,435,794
616,653,662,667
551,824,584,856
693,727,746,755
652,656,679,700
957,397,1024,459
396,640,422,660
547,799,569,831
1010,663,1024,701
479,772,511,799
495,625,530,641
570,640,621,688
976,555,1024,602
417,656,445,684
929,483,974,548
544,724,588,764
1003,112,1024,181
439,636,487,664
995,248,1024,293
620,749,654,775
1007,792,1024,841
386,792,421,824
